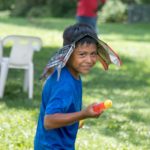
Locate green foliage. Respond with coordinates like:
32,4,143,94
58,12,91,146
46,0,76,18
11,0,46,17
0,0,15,10
0,0,150,18
10,0,76,18
100,0,127,22
0,16,150,149
121,0,150,4
11,0,33,17
27,6,51,18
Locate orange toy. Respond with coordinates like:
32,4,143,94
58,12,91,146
93,100,112,113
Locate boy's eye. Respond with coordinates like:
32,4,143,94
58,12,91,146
79,53,86,57
91,52,97,56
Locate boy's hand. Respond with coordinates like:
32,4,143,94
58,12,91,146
82,103,103,118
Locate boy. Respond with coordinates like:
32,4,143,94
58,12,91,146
34,23,121,150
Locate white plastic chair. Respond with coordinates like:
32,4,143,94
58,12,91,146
0,35,42,99
0,37,2,63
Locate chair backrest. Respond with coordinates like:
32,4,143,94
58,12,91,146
2,35,42,66
0,38,2,63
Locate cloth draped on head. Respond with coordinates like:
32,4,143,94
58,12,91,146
40,25,122,80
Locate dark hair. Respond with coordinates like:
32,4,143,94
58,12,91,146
63,23,98,46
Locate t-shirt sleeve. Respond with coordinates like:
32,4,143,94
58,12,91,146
45,82,73,115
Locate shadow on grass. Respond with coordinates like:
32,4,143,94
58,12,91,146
83,55,149,95
99,23,150,42
0,17,150,42
0,17,74,32
81,54,150,147
85,108,150,147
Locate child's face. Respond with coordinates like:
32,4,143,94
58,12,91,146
67,42,97,79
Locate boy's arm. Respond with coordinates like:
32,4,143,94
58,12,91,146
44,103,102,130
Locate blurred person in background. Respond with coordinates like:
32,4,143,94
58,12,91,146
76,0,106,33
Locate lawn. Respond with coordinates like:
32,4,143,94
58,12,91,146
0,16,150,150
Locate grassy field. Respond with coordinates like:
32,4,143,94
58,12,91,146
0,16,150,150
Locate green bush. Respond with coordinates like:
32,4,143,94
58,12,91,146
27,0,77,18
1,0,149,17
0,0,15,10
99,0,127,22
27,6,51,17
121,0,150,4
11,0,46,17
10,0,76,18
46,0,76,18
11,0,33,17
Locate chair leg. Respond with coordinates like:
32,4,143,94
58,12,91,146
28,63,33,99
0,62,9,98
23,69,28,92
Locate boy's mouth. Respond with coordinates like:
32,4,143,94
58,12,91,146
81,65,92,71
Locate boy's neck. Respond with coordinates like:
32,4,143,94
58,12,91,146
66,65,80,80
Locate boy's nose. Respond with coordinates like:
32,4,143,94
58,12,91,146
86,55,93,63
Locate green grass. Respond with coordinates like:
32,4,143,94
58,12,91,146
0,16,150,150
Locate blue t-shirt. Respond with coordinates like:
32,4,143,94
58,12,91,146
34,67,82,150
